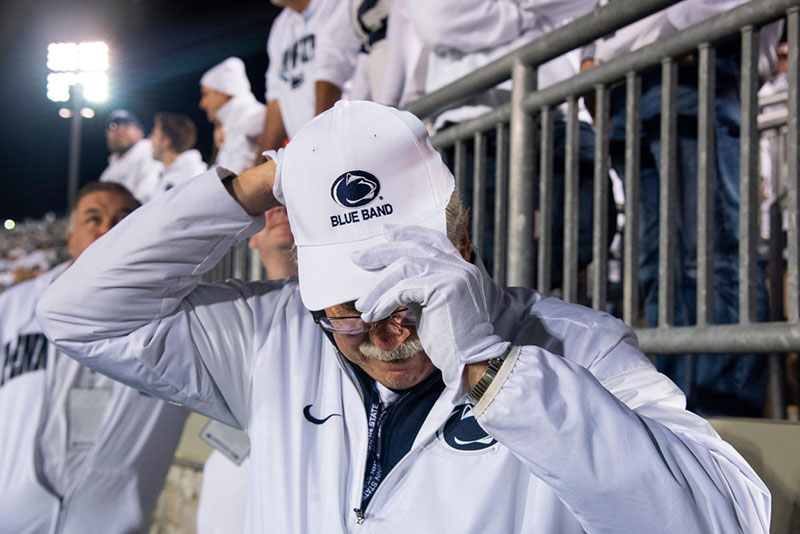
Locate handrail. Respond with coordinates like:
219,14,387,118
428,0,799,148
406,0,684,118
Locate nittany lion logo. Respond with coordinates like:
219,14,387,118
330,171,381,209
436,404,497,452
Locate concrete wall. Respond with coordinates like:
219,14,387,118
149,414,212,534
709,418,800,534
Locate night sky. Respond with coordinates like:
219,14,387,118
0,0,281,221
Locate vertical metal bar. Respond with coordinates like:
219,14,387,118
454,141,467,195
768,201,787,419
697,43,716,326
592,84,610,310
248,248,263,281
237,242,249,280
507,59,537,288
563,96,580,303
658,57,677,328
472,131,487,255
740,26,760,324
494,123,508,286
67,111,82,210
787,8,800,322
538,107,554,294
623,72,641,327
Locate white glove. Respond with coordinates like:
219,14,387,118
353,225,510,393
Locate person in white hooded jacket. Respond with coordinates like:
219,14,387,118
0,181,187,534
200,57,266,174
38,101,770,533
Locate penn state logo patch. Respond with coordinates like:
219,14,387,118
436,404,497,452
331,171,381,208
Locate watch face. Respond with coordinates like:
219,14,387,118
436,404,497,452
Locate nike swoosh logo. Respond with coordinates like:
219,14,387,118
453,435,496,447
303,404,342,425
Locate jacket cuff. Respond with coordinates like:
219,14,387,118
472,346,521,417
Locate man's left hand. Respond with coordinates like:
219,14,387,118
353,225,509,393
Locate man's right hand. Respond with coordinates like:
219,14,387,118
227,159,281,216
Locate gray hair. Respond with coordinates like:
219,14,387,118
445,189,469,252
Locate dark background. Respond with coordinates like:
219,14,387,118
0,0,281,221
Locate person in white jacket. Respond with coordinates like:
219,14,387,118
259,0,361,152
38,101,770,533
200,57,266,174
196,205,297,534
99,110,163,203
0,181,187,534
150,112,207,194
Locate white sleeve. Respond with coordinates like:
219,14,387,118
37,170,272,428
475,337,771,533
406,0,536,54
376,0,424,107
265,21,282,102
665,0,747,31
313,0,362,89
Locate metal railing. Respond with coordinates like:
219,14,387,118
404,0,800,360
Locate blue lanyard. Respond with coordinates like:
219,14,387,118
361,395,392,504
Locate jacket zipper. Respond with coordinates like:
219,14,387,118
332,349,372,528
33,351,64,513
350,375,444,526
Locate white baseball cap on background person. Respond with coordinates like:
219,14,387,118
279,100,455,311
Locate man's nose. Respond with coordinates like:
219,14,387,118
368,321,410,352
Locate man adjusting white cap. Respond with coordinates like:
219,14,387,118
279,100,454,311
37,99,772,534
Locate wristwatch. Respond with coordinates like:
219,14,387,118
467,355,507,405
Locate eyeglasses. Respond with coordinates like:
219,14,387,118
312,307,416,335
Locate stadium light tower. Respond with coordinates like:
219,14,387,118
47,41,109,210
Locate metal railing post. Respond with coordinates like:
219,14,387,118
623,72,641,327
563,97,580,302
697,43,716,326
507,59,537,288
472,132,487,255
538,107,554,294
494,123,509,286
658,57,678,328
592,84,610,310
787,7,800,322
740,25,760,324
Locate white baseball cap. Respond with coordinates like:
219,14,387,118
280,100,455,311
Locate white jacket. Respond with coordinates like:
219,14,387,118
0,264,188,534
99,138,164,203
592,0,783,79
215,93,266,174
398,0,597,129
159,149,208,193
38,170,771,534
266,0,361,139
